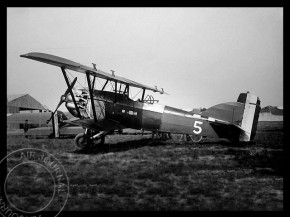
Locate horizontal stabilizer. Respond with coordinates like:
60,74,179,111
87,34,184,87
201,102,244,126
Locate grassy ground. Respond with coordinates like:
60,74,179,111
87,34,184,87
5,121,283,211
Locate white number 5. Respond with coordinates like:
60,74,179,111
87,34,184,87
193,121,203,134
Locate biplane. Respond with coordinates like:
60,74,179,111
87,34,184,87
20,52,261,149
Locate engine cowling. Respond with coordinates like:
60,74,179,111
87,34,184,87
65,91,89,118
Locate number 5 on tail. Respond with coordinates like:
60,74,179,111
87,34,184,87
193,121,203,134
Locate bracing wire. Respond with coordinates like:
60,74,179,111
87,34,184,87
109,81,115,91
132,89,142,100
66,70,106,118
129,88,132,99
67,76,100,119
67,71,87,91
96,78,104,89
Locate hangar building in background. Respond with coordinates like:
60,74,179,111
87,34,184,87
7,94,50,129
258,105,283,121
7,94,49,114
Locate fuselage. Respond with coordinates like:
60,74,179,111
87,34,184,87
65,90,238,140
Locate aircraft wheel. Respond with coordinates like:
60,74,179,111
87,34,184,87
74,133,92,149
179,134,203,143
190,135,203,143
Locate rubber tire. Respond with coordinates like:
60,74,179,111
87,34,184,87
190,135,203,143
75,133,91,149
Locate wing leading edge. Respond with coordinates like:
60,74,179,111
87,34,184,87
20,52,167,94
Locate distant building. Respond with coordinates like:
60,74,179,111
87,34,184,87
7,94,49,114
7,94,50,129
258,105,283,121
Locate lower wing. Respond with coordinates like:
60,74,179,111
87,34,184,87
63,118,125,132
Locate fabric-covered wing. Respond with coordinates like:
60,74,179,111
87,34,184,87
63,118,125,132
20,52,167,94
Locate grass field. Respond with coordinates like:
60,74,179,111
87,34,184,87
5,121,283,211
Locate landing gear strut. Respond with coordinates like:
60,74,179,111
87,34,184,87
74,130,106,149
152,131,172,141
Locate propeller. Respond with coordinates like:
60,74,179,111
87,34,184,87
47,77,77,123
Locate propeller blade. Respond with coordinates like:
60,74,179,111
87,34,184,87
47,77,77,124
47,114,53,123
47,102,63,123
47,97,65,123
53,99,64,114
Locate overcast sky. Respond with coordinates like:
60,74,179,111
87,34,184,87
7,7,283,111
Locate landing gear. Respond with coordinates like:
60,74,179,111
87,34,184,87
189,134,203,143
179,134,203,143
91,134,105,146
74,133,90,149
74,131,105,149
152,131,172,141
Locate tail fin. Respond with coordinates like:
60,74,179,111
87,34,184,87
237,92,261,141
201,92,261,141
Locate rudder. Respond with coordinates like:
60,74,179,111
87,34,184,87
237,92,261,141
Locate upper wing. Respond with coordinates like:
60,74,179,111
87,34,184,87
63,118,125,132
20,52,167,94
